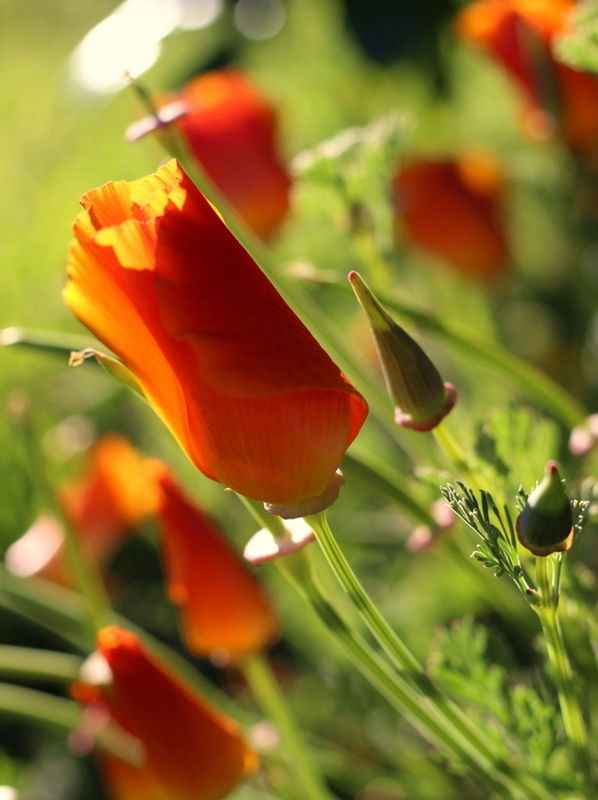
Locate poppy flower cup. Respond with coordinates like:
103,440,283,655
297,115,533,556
126,69,292,239
73,626,257,800
393,156,509,280
64,160,368,515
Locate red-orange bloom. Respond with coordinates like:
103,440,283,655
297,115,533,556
5,435,161,585
456,0,598,156
129,69,291,239
64,160,367,511
392,155,509,279
74,626,257,800
157,472,277,662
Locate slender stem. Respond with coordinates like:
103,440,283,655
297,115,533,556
236,494,287,537
535,556,595,796
0,681,143,764
433,423,484,492
0,565,253,726
1,326,96,357
306,512,551,800
278,551,549,800
0,681,81,730
242,653,335,800
0,645,82,683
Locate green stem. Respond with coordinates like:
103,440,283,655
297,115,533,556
0,566,254,726
0,326,96,357
0,646,82,683
0,681,81,730
306,512,550,800
535,556,595,796
242,653,335,800
432,422,484,492
0,681,143,764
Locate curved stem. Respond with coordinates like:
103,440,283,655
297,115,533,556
0,645,82,683
306,512,551,800
535,556,595,797
0,681,81,730
433,423,484,492
242,653,335,800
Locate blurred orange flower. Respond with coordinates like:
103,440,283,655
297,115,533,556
73,626,257,800
128,69,291,239
5,435,161,585
456,0,598,156
392,155,509,279
64,160,367,514
157,472,277,662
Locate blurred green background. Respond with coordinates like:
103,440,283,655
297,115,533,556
2,0,598,798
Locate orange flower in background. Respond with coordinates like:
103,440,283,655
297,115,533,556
127,69,291,239
456,0,598,156
73,626,257,800
157,472,277,662
5,435,161,585
64,159,367,514
392,155,509,279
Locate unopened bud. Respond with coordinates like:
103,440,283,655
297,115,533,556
348,271,456,431
516,461,574,557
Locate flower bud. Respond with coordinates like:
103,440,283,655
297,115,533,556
348,271,456,431
516,461,574,556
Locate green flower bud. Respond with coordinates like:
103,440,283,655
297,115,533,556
516,461,574,557
348,271,456,431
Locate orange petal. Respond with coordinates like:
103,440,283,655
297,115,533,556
393,157,508,280
176,69,291,239
158,474,277,661
85,626,258,800
64,160,368,505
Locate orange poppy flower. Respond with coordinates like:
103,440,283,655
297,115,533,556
157,472,277,662
73,626,257,800
64,159,367,514
5,435,162,585
392,155,509,279
127,69,291,239
456,0,598,156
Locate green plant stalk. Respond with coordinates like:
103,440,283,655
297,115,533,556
0,326,97,357
0,681,81,730
535,556,595,796
305,511,550,800
0,565,254,726
241,654,335,800
276,551,550,800
432,422,485,493
0,681,143,764
0,645,82,682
